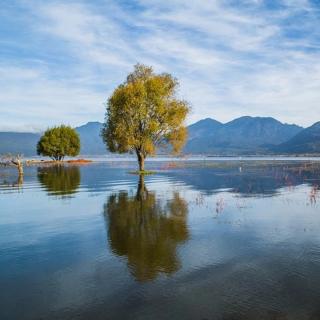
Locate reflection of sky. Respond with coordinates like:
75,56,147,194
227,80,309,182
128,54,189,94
178,185,320,272
1,162,320,318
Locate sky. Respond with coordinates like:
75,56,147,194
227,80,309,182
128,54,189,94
0,0,320,132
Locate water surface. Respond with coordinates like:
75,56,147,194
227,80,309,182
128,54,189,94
1,160,320,319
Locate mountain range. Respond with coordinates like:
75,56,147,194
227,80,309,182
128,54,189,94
0,117,319,156
185,117,303,154
271,121,320,154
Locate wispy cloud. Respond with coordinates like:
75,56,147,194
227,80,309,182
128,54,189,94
0,0,320,131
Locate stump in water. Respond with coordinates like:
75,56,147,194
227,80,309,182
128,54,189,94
1,154,24,177
0,154,24,187
11,157,24,176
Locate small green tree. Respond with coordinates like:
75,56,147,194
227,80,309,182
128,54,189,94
37,125,80,161
101,64,190,171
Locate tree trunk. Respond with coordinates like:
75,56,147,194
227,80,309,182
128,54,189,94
137,152,145,172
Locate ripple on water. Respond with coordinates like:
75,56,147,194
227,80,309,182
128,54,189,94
1,161,320,319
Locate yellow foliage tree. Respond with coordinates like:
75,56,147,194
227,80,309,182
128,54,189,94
101,64,190,171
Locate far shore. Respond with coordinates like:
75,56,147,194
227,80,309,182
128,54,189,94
24,154,320,161
25,159,93,166
2,155,320,171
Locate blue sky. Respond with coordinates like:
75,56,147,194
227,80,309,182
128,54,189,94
0,0,320,131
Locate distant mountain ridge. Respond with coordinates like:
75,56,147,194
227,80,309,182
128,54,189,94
272,121,320,154
0,116,319,156
184,116,303,154
0,132,41,156
76,122,105,155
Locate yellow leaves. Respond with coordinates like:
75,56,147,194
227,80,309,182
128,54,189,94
167,126,188,154
127,63,153,83
102,64,190,158
143,139,156,155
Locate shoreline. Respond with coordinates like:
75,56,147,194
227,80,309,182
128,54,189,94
25,159,93,166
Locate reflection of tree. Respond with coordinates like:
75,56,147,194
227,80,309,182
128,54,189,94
104,175,189,282
0,174,23,189
37,165,80,197
16,174,23,187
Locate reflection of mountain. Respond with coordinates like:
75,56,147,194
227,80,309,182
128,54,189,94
38,165,81,197
166,164,320,196
104,176,189,282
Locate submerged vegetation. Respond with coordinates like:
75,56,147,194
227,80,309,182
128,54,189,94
128,170,156,175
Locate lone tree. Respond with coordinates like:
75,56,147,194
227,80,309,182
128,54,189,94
102,64,190,171
37,125,80,161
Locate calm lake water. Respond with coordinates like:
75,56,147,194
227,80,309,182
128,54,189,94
1,160,320,320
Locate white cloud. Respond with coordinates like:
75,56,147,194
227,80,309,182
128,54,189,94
0,0,320,130
0,64,105,131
